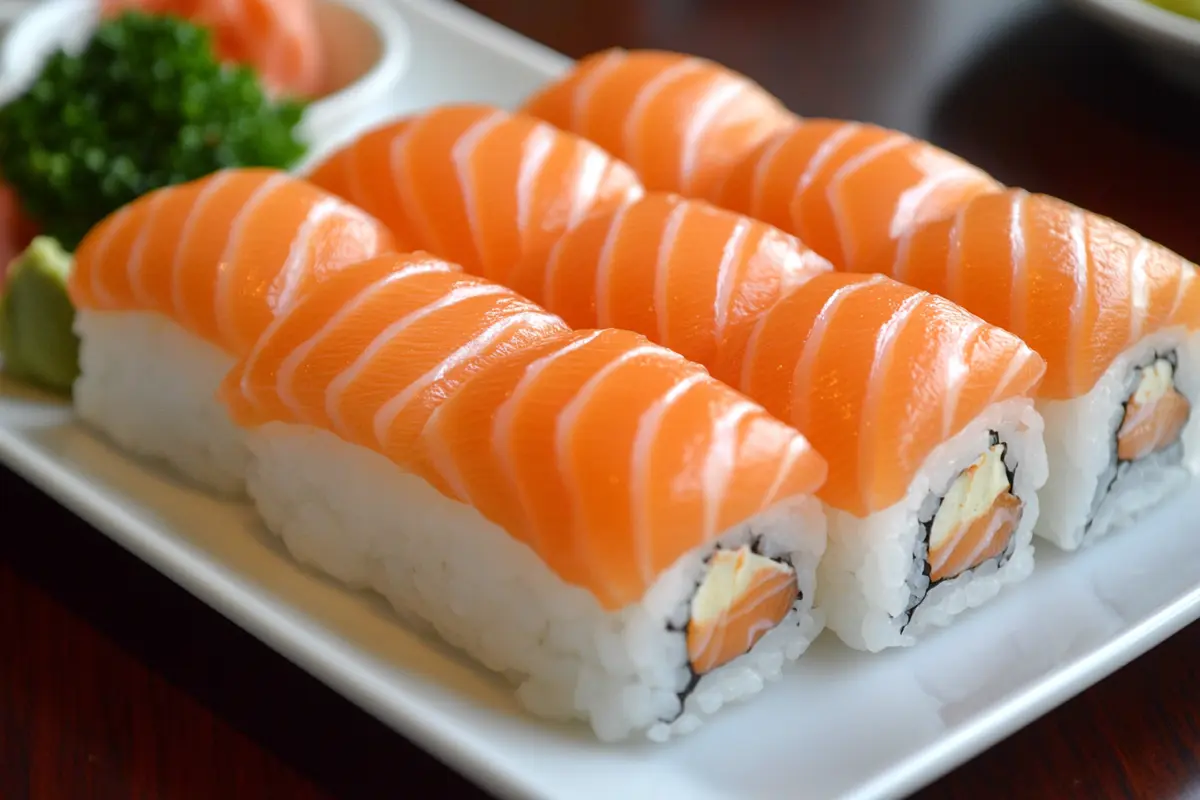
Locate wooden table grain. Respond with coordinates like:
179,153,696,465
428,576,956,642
5,0,1200,797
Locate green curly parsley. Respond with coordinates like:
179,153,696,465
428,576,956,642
0,11,310,251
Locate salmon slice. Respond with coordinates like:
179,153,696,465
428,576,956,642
101,0,326,98
714,271,1046,517
222,251,570,494
68,167,396,356
507,192,832,372
305,104,644,284
716,119,1004,272
520,49,798,201
220,253,827,611
863,188,1200,400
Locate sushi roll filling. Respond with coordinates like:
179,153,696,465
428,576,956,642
903,431,1022,625
669,537,800,707
1089,350,1191,530
1115,354,1189,463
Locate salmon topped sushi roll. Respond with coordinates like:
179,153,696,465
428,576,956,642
715,272,1050,651
68,167,395,495
506,192,833,369
304,103,644,283
520,48,797,201
714,119,1004,271
855,189,1200,550
220,252,829,742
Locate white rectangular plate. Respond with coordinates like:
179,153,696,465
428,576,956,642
5,1,1200,798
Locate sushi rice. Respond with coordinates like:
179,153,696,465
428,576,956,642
73,311,249,495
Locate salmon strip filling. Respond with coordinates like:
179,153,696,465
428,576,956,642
685,546,798,677
900,431,1023,626
1116,355,1191,464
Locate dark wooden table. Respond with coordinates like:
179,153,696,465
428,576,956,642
5,0,1200,797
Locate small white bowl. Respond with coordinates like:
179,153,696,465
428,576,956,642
1062,0,1200,93
0,0,412,153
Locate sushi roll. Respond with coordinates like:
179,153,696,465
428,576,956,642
719,273,1049,650
856,189,1200,550
67,167,395,495
520,49,797,200
501,198,1049,651
714,118,1004,271
219,252,830,741
303,103,644,283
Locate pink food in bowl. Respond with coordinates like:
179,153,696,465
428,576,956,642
99,0,327,99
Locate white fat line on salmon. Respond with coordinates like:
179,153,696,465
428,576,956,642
1168,252,1192,321
653,203,689,345
265,263,451,421
588,201,633,326
623,58,701,170
370,310,556,448
941,320,983,440
711,218,751,341
857,290,930,508
761,436,812,509
828,134,909,252
556,345,675,585
702,401,759,542
87,204,135,310
126,189,172,307
1066,207,1091,395
454,110,507,270
776,236,833,292
269,199,378,312
515,124,555,250
1128,238,1150,345
793,123,860,205
631,374,707,588
944,201,968,302
1008,190,1030,338
322,282,508,440
746,130,791,219
679,79,744,194
493,330,605,553
566,147,613,231
784,275,885,429
889,161,983,241
170,171,231,328
570,49,626,131
214,172,290,349
391,116,438,253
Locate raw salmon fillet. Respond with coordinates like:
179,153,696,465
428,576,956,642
305,104,644,284
521,48,797,201
856,188,1200,399
716,119,1004,272
507,191,832,371
220,252,828,608
101,0,326,98
69,167,396,356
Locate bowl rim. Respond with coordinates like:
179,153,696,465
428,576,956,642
0,0,412,119
1063,0,1200,54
